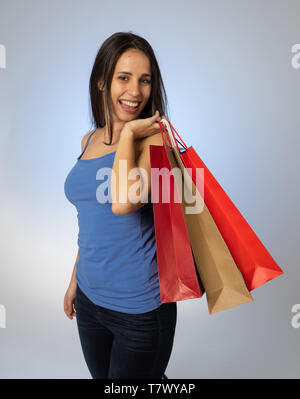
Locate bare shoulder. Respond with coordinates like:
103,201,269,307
135,132,164,166
148,132,164,147
139,132,164,153
81,129,96,151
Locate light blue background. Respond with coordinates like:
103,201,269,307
0,0,299,378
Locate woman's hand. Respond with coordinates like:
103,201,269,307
64,282,77,320
123,110,166,140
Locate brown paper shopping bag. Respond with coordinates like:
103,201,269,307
159,120,253,314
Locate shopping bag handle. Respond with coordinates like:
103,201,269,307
158,118,188,153
158,121,183,154
165,118,188,150
158,121,172,148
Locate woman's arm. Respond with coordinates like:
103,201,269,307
69,247,79,286
64,248,78,320
111,126,163,215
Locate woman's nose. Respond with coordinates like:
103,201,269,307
127,80,141,96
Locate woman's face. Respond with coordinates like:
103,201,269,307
108,49,152,124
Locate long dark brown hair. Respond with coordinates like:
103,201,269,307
89,31,169,145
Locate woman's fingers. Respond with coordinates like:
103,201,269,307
153,110,160,118
64,296,76,319
71,303,77,316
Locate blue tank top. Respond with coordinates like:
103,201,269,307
64,129,162,314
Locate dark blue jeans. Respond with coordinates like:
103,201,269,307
75,284,177,379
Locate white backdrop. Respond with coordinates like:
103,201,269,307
0,0,299,378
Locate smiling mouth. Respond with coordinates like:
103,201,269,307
119,100,141,107
118,100,141,112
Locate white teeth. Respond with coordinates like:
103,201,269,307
120,100,139,107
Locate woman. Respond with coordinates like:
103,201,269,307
63,32,177,379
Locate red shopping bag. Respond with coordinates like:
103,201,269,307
149,144,204,303
160,118,283,291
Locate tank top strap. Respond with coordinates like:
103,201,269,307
77,129,97,160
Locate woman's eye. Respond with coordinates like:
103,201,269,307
118,76,151,84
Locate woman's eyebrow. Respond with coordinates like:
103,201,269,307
117,71,151,77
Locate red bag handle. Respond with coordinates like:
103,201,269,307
166,119,188,150
158,118,188,153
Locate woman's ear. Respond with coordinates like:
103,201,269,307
97,80,104,91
